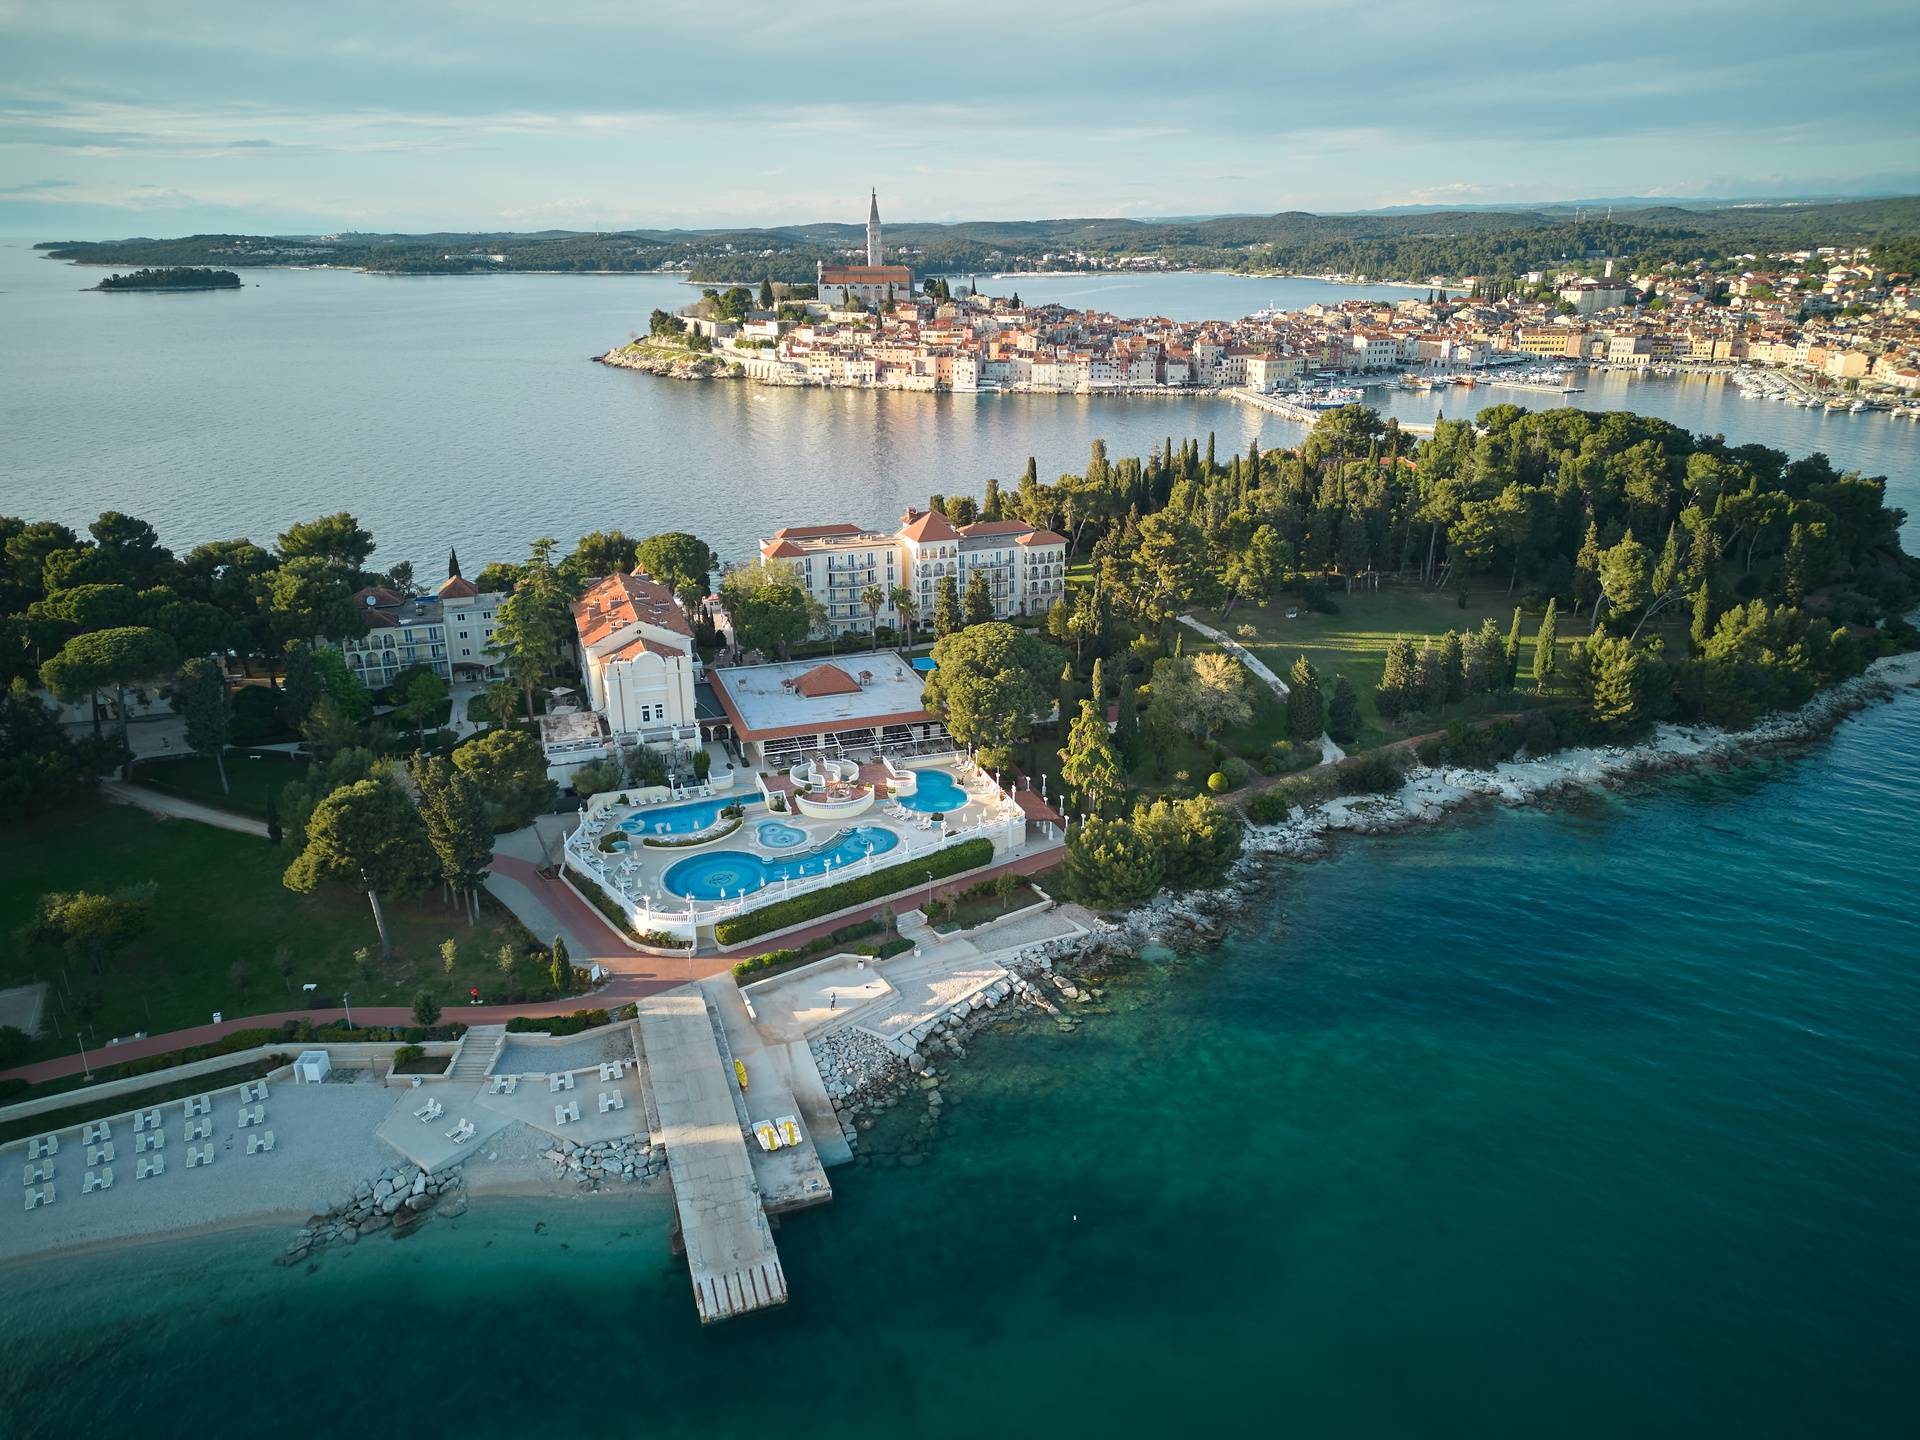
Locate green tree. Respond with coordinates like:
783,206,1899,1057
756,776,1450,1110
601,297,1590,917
411,990,442,1028
40,625,178,760
1286,654,1325,741
1598,530,1652,619
0,683,115,820
720,559,813,660
396,669,449,749
1375,635,1419,721
409,754,496,922
1531,599,1559,692
889,585,918,648
1326,675,1361,743
1063,813,1164,909
963,570,996,627
282,777,435,956
171,656,232,793
1149,652,1252,742
450,727,555,831
260,555,360,655
1060,698,1125,817
922,622,1064,770
549,935,570,993
861,584,886,646
558,529,638,592
1131,796,1244,890
1503,607,1523,687
1441,630,1467,703
1588,635,1653,736
1690,582,1716,653
933,575,963,640
490,538,571,721
20,883,156,976
276,512,375,570
633,532,717,608
440,936,459,975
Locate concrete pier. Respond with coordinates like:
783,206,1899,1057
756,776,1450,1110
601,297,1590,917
634,989,788,1324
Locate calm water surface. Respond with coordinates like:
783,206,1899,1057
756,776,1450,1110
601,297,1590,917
5,243,1915,569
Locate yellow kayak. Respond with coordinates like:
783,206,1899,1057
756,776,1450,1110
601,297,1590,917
734,1059,749,1091
753,1120,780,1152
777,1115,802,1148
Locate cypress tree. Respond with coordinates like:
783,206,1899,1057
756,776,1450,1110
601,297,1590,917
549,935,570,993
1286,654,1325,740
1439,630,1466,703
1376,634,1418,720
1690,583,1716,652
1531,599,1558,693
1089,656,1107,709
1504,606,1524,686
1418,639,1449,713
1326,675,1360,744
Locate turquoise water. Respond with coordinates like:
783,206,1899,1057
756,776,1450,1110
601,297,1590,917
911,656,938,672
6,697,1916,1437
660,824,902,899
617,795,758,837
755,819,808,848
896,767,968,813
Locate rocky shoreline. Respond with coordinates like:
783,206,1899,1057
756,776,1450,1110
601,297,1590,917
278,1161,469,1264
814,648,1920,1141
596,345,741,381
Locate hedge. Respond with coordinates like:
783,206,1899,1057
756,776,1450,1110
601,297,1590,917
715,838,996,945
505,1009,610,1036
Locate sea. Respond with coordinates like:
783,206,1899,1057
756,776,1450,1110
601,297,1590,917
2,242,1918,1438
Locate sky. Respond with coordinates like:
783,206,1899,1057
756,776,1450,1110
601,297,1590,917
3,0,1918,238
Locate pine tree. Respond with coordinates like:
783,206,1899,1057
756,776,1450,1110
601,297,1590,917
1418,639,1449,713
1061,699,1125,817
1058,662,1078,722
964,570,995,626
1376,634,1419,720
1573,519,1601,615
1531,598,1558,693
1113,676,1141,768
1504,607,1524,687
1589,636,1648,735
1783,524,1811,607
550,935,570,993
1440,630,1466,703
933,575,962,640
1286,654,1325,740
1690,582,1715,652
1326,675,1360,743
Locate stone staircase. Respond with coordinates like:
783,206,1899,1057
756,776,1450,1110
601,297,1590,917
448,1023,506,1083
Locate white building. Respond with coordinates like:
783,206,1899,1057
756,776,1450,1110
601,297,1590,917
333,570,507,692
758,509,1068,639
571,569,701,745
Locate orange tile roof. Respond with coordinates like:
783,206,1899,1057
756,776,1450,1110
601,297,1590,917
1017,529,1066,546
435,575,479,600
572,569,692,648
792,664,861,698
772,523,862,541
958,520,1030,538
899,508,961,543
763,539,807,559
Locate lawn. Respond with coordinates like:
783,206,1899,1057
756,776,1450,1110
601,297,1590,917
930,879,1045,933
131,750,309,818
1,802,538,1065
1192,582,1602,749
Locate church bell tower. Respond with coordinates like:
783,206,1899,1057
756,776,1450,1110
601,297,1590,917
866,189,882,267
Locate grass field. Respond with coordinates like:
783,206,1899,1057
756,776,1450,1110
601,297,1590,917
1192,582,1598,749
131,750,309,818
1,803,538,1064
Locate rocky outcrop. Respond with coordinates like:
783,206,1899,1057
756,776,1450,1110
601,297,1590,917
540,1134,663,1187
596,345,741,381
279,1163,467,1263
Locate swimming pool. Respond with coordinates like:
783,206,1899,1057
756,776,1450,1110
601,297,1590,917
910,656,938,673
618,795,759,837
756,819,808,848
895,767,968,813
662,825,901,900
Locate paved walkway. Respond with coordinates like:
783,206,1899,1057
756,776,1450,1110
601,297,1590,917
1179,612,1343,765
101,779,270,838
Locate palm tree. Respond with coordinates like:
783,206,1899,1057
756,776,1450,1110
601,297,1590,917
861,585,885,649
890,585,917,650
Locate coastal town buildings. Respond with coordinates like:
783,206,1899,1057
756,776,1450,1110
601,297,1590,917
815,190,914,308
334,569,507,691
759,511,1068,638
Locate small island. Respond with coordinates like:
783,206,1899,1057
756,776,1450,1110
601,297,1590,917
92,266,242,292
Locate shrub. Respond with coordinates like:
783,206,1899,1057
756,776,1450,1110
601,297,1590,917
0,1025,30,1068
732,948,799,981
393,1043,425,1068
410,990,441,1028
1221,755,1250,786
1206,771,1229,793
714,839,995,945
1245,788,1292,824
504,1009,610,1036
1332,752,1404,796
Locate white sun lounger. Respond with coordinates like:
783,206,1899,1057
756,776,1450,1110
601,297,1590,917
137,1154,164,1179
24,1183,53,1211
185,1118,212,1142
239,1080,268,1103
27,1135,57,1160
22,1161,52,1186
445,1119,476,1144
414,1099,445,1122
136,1130,164,1153
246,1131,276,1155
86,1142,114,1166
548,1072,574,1093
82,1120,111,1144
236,1104,263,1129
184,1095,211,1117
185,1144,213,1168
132,1108,161,1133
82,1168,113,1193
554,1101,580,1125
597,1091,624,1114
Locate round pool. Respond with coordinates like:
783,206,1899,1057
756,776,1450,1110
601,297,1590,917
757,820,807,848
663,825,902,900
895,767,969,813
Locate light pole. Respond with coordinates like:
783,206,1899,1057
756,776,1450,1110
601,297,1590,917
78,1031,93,1082
925,868,934,914
342,992,354,1032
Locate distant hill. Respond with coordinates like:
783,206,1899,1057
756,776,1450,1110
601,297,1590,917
39,197,1920,285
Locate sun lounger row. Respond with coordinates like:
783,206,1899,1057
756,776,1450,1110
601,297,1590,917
136,1130,164,1153
185,1144,214,1168
22,1161,53,1186
137,1155,164,1180
446,1119,476,1144
86,1142,114,1166
597,1091,624,1114
82,1120,110,1144
237,1080,268,1104
23,1183,53,1210
414,1098,445,1122
554,1101,581,1126
246,1131,276,1155
185,1118,212,1142
132,1108,162,1133
83,1167,113,1193
488,1075,518,1094
597,1060,628,1081
236,1104,265,1129
27,1135,57,1160
549,1072,575,1093
183,1095,211,1118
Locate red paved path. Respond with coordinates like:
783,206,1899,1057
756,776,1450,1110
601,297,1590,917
3,847,1063,1089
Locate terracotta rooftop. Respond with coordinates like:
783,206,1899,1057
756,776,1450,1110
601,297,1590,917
572,569,693,649
899,508,961,544
958,520,1030,538
792,663,861,698
435,575,479,600
1017,529,1067,546
772,523,863,541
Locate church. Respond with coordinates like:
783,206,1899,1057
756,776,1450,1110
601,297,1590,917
815,189,914,308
